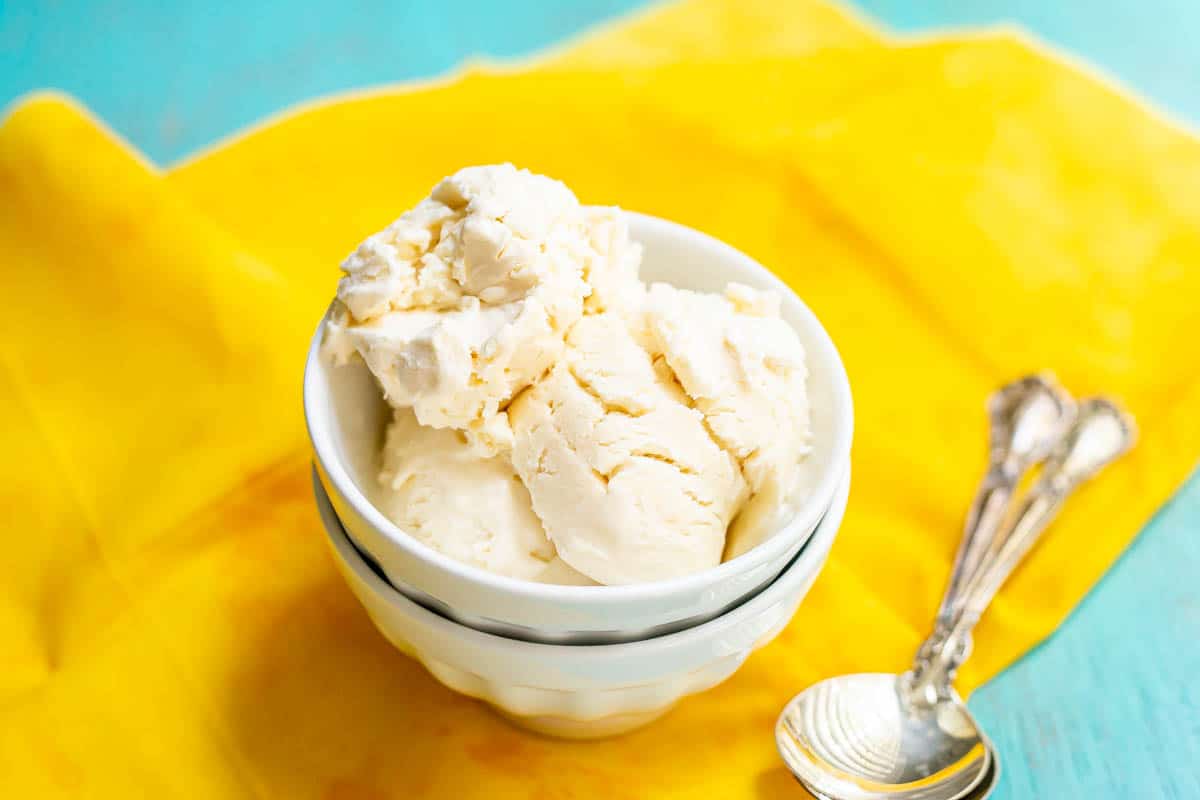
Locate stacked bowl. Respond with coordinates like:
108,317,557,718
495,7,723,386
304,214,854,737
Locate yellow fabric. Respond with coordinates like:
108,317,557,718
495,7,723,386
2,0,1199,795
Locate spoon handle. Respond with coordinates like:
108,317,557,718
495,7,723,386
908,397,1135,704
935,375,1074,628
948,397,1135,638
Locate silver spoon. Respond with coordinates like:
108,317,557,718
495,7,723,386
938,375,1075,630
776,385,1135,800
774,375,1072,800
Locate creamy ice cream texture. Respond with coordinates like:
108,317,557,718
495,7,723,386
378,409,594,584
509,313,748,584
640,282,812,559
324,163,641,456
325,164,810,585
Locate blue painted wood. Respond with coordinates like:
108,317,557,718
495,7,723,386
2,1,1197,797
969,470,1200,799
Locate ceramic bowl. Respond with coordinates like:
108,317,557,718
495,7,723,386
315,464,849,738
304,211,853,643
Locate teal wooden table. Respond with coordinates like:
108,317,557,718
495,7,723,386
3,2,1196,796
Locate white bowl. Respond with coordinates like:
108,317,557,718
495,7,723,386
315,464,849,738
304,211,853,643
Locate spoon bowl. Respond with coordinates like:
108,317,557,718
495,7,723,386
776,673,991,799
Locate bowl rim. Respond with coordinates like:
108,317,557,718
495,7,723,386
303,210,854,602
315,463,848,657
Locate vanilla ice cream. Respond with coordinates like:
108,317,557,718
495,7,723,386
509,313,748,584
324,164,812,586
639,282,812,558
324,164,641,454
378,409,593,584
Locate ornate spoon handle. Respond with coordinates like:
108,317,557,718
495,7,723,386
908,397,1136,705
935,375,1074,629
948,398,1135,636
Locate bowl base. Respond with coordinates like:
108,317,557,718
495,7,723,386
495,704,676,739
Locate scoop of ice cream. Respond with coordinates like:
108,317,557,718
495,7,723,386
580,206,644,314
639,282,812,558
324,164,642,453
327,165,812,585
509,314,748,585
378,409,556,580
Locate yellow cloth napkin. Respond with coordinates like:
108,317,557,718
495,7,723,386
3,0,1199,796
